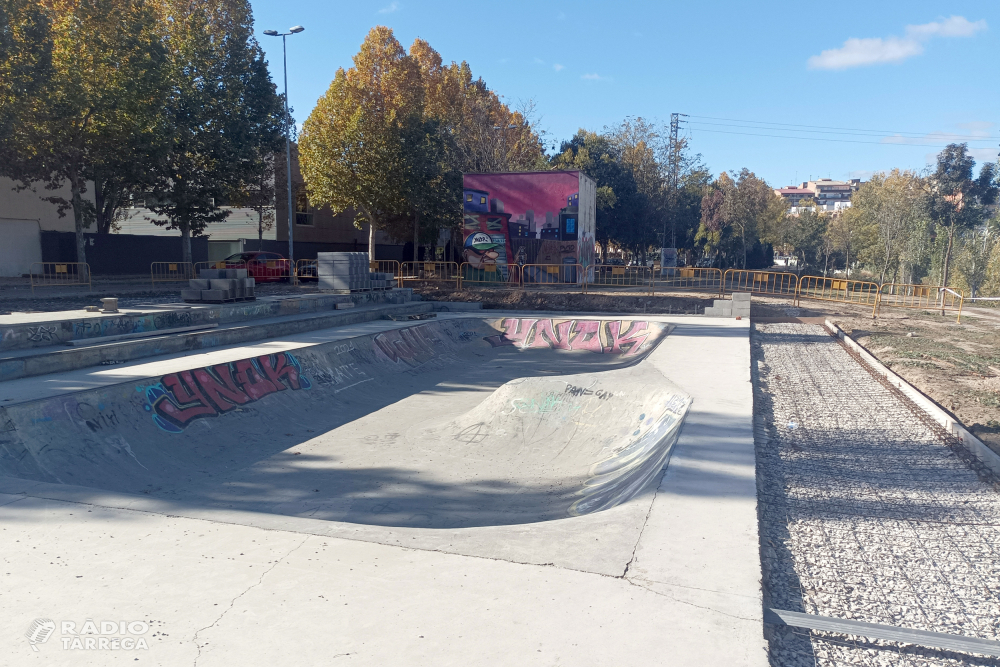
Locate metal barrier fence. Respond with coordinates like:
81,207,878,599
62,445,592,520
193,259,247,275
295,259,317,281
150,261,193,285
878,283,965,323
521,263,585,291
370,260,400,277
655,267,724,296
30,262,91,293
723,270,799,298
398,261,460,288
587,265,653,295
459,262,522,289
795,275,881,314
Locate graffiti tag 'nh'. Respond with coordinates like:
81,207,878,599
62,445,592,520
141,352,310,433
483,319,659,356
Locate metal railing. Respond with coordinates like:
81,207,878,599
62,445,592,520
30,262,91,293
150,261,194,285
586,265,653,295
295,259,317,281
459,262,522,289
398,261,460,288
878,283,965,323
655,267,724,296
193,260,248,276
370,260,400,277
723,270,799,298
521,263,585,291
796,275,881,314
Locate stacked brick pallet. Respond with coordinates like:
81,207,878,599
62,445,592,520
317,252,395,293
181,268,255,303
704,291,750,318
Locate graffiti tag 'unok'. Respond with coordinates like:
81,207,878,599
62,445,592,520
483,319,660,356
142,352,310,433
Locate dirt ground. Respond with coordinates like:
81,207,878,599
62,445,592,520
412,284,715,315
751,295,1000,456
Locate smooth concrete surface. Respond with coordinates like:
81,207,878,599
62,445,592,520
0,300,433,382
0,314,763,666
0,289,414,351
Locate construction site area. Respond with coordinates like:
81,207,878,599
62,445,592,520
1,267,998,666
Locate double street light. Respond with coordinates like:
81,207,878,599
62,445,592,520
262,25,304,276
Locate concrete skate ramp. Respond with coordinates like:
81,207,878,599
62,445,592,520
0,316,690,528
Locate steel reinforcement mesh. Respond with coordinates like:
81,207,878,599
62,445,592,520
752,323,1000,667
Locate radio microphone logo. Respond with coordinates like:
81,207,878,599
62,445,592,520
25,619,56,652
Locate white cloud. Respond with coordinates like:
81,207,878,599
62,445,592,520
808,15,986,70
581,73,602,80
378,1,399,13
534,57,545,64
905,16,986,39
553,63,564,72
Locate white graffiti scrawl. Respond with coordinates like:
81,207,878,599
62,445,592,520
482,318,666,356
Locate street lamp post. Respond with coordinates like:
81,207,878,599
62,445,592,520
263,25,304,281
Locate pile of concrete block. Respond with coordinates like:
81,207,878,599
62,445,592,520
317,252,396,293
704,291,751,318
181,268,255,303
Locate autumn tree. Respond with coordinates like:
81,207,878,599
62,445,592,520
0,0,166,264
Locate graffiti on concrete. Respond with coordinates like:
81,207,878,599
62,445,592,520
27,325,57,342
483,318,664,356
372,325,445,367
140,351,311,433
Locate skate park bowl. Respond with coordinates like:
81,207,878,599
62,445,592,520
0,317,690,529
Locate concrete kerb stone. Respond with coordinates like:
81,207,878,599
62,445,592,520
825,319,1000,477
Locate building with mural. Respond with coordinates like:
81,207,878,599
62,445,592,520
462,171,596,283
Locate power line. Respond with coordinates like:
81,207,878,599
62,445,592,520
686,119,997,143
686,114,1000,141
685,126,979,148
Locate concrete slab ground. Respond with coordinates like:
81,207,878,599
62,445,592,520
0,314,762,665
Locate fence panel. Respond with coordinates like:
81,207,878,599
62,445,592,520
724,270,798,298
521,263,585,291
654,267,723,296
370,260,400,278
193,259,248,275
796,275,880,313
458,262,522,289
586,265,653,295
878,283,965,323
295,259,317,281
30,262,91,293
150,261,194,285
398,261,460,288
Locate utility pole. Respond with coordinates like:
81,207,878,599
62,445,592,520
660,113,687,269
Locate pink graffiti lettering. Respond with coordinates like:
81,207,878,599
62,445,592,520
151,352,308,431
604,321,652,355
484,319,659,356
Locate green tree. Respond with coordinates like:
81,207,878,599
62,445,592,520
955,221,998,297
147,0,283,263
0,0,166,265
927,143,998,288
852,170,926,285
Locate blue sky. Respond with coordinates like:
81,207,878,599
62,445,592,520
251,0,999,187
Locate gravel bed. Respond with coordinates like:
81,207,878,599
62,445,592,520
753,323,1000,666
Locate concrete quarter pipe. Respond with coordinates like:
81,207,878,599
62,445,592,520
0,317,689,528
